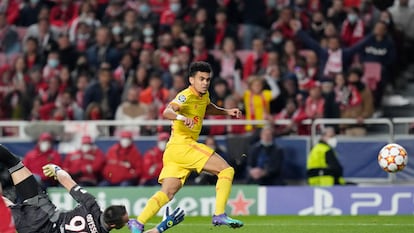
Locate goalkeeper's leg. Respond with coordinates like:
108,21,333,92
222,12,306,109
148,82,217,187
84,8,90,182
0,144,40,200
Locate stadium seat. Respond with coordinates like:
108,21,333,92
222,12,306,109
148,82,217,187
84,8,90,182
362,62,381,91
236,50,252,64
210,50,222,60
299,49,312,57
7,53,22,65
209,49,251,65
15,27,28,41
0,53,7,66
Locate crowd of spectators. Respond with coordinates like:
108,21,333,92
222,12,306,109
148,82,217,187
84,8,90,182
0,0,413,139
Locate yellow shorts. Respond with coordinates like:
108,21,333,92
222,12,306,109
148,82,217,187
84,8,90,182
158,141,214,185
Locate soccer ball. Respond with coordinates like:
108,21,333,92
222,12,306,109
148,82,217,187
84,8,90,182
378,143,408,173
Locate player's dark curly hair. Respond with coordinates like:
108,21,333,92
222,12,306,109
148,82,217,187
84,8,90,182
103,205,127,229
189,61,212,77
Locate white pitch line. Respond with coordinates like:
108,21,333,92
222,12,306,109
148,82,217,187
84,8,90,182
162,223,414,227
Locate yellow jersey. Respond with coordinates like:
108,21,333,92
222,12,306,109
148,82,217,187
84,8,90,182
243,89,272,131
169,86,210,143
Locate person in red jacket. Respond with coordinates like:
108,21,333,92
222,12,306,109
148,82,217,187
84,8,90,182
243,38,269,80
139,132,169,186
101,131,143,186
159,0,181,29
340,7,365,47
63,135,105,186
49,0,79,28
139,72,170,106
274,97,308,136
23,132,62,188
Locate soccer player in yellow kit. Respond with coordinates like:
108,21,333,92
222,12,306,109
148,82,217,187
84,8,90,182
128,61,244,233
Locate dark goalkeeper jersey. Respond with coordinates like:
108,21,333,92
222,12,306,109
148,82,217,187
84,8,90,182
55,185,109,233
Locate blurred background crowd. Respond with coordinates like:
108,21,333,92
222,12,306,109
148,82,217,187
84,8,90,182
0,0,413,137
0,0,414,189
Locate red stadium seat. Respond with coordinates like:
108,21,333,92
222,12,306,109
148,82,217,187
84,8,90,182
362,62,381,91
236,50,252,64
0,53,7,66
7,53,23,65
15,26,28,41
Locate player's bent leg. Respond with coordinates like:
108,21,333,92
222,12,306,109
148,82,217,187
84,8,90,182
203,153,244,228
135,178,182,232
0,144,21,168
0,144,33,184
160,177,182,200
0,144,42,201
202,153,230,175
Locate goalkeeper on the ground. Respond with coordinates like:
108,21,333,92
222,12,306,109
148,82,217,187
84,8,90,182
0,144,184,233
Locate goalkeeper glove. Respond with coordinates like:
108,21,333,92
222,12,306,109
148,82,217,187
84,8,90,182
42,164,61,179
156,207,185,233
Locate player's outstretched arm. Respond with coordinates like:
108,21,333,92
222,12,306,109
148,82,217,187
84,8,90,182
206,103,242,118
43,164,77,191
129,207,185,233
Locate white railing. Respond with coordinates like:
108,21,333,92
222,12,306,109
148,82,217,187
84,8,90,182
0,119,314,140
0,118,410,140
310,118,394,145
392,117,414,134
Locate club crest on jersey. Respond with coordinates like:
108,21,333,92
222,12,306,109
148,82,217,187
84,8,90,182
178,95,186,103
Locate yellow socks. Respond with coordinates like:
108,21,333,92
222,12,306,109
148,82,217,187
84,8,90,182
137,191,170,224
214,167,235,215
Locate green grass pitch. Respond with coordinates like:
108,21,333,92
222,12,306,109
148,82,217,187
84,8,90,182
113,215,413,233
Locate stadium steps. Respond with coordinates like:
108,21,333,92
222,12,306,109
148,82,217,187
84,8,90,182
380,64,414,134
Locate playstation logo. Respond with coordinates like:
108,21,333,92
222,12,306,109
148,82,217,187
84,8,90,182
299,188,342,215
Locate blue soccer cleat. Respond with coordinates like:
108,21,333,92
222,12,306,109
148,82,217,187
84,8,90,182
128,219,144,233
212,213,244,228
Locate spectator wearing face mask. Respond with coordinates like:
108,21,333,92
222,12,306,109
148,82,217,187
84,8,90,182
142,23,156,48
267,29,284,54
63,135,105,186
139,132,169,186
42,51,62,83
136,1,159,28
101,131,143,186
309,11,326,42
341,7,365,47
111,21,125,50
23,132,61,188
307,127,345,186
